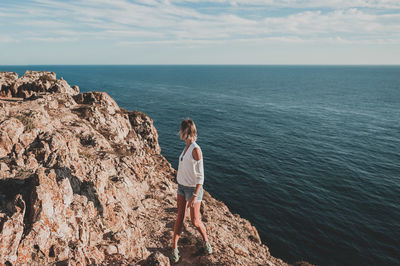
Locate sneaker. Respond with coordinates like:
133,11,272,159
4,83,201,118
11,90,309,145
170,247,179,263
204,241,213,255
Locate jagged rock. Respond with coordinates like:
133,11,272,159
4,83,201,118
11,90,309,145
0,72,18,98
0,70,79,99
144,251,170,266
73,91,119,114
0,118,24,157
0,162,9,171
72,91,136,145
0,72,289,265
105,244,118,255
0,194,25,264
231,243,249,256
49,78,78,95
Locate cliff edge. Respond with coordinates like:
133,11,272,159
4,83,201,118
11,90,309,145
0,71,288,265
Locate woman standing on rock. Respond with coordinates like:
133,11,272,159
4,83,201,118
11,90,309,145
171,118,213,263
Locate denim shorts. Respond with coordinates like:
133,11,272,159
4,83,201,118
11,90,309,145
177,183,203,202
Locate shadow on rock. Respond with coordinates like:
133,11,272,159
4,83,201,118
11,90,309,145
0,176,35,226
54,167,103,216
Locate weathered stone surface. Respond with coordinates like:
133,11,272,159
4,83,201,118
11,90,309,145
231,243,249,256
0,72,288,265
144,251,170,266
0,194,25,264
0,118,24,157
0,72,18,98
0,70,79,99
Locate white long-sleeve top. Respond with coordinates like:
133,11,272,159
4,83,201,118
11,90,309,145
177,142,204,187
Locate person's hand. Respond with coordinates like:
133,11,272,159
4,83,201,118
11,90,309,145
188,195,196,208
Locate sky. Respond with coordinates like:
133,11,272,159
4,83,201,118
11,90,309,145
0,0,399,65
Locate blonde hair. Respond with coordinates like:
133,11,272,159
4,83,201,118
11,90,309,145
179,118,197,141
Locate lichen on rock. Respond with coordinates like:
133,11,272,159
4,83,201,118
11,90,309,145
0,71,288,265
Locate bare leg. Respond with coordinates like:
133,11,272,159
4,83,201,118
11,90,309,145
190,202,208,242
172,194,188,248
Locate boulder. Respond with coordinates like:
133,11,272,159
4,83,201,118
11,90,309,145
0,71,79,99
144,251,170,266
0,72,18,97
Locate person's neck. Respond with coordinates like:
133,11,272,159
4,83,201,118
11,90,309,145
185,139,194,147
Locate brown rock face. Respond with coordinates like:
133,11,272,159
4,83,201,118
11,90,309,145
0,71,79,99
0,72,19,98
0,72,288,265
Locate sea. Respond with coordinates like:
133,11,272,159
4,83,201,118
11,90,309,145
1,65,399,266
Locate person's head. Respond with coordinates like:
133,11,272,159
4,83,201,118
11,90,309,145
179,118,197,141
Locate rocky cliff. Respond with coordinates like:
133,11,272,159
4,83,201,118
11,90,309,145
0,71,288,265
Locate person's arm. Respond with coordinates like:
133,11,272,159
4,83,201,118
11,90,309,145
192,147,204,185
188,147,204,207
189,183,203,207
192,184,202,197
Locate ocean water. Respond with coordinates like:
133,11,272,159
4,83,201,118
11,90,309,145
2,65,399,265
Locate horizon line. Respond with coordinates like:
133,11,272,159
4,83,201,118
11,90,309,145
1,64,400,67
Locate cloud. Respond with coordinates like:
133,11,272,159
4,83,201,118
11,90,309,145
0,35,19,43
25,37,79,42
0,0,399,47
172,0,400,9
118,35,400,47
